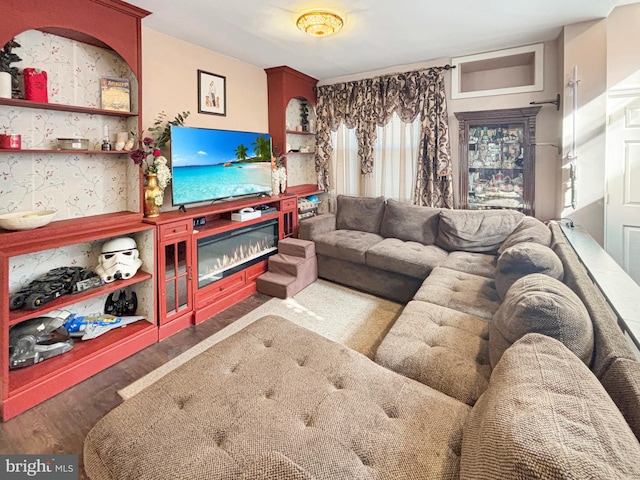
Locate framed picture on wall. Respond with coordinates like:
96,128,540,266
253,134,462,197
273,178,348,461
197,69,226,116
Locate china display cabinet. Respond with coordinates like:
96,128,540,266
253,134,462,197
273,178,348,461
455,107,541,216
0,0,152,420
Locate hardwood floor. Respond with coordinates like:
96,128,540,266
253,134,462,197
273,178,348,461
0,292,272,479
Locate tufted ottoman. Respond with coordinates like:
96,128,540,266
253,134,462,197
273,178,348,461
84,315,470,480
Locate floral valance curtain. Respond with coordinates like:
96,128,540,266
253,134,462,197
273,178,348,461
314,68,453,208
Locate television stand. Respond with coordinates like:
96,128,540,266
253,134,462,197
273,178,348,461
178,205,187,213
142,186,321,339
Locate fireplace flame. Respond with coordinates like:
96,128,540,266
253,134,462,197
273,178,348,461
201,235,276,282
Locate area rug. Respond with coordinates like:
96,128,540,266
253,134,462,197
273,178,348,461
117,280,403,400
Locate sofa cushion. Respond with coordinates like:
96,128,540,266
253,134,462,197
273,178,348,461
435,209,524,253
85,315,471,480
366,238,448,279
440,251,497,278
498,215,552,254
494,242,564,299
379,198,440,245
335,195,386,234
489,273,593,368
376,301,491,406
460,333,640,480
414,267,501,320
240,452,316,480
313,230,383,265
600,357,640,442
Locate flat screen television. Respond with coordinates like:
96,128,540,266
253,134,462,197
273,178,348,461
170,126,273,206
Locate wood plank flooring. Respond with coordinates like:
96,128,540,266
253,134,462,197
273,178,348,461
0,292,271,479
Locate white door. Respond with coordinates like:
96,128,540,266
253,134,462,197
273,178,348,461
606,90,640,285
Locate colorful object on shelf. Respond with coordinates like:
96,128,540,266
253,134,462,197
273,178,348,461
0,133,21,149
23,67,48,103
9,311,74,369
143,173,162,217
64,313,144,341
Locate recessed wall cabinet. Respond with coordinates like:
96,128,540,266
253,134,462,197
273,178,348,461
0,0,152,420
455,107,541,216
451,44,544,99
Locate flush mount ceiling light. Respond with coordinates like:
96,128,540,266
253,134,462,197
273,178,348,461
296,11,344,37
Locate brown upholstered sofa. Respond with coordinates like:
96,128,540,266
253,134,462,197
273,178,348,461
84,196,640,479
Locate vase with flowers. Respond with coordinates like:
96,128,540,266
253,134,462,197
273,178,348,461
130,111,189,217
271,154,287,195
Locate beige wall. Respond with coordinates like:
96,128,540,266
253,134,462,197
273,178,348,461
141,27,269,209
607,4,640,91
560,19,607,244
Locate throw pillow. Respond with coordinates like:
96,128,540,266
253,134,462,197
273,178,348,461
489,273,593,368
380,198,440,244
335,195,386,234
498,216,552,254
435,209,524,253
460,333,640,480
494,242,564,299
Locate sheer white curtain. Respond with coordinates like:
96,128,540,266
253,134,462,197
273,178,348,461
329,113,421,207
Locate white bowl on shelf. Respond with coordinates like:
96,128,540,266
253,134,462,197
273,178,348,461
0,209,57,231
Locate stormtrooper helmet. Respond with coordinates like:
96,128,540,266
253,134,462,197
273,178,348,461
96,237,142,283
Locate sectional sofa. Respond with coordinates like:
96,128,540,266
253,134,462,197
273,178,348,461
84,196,640,479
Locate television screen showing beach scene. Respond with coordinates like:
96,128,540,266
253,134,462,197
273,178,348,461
170,126,273,206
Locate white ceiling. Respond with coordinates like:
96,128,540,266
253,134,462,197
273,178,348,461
126,0,629,81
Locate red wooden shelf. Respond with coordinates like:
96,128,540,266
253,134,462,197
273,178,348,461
0,148,132,154
0,97,137,117
8,270,152,326
0,212,148,254
193,212,280,239
9,319,155,395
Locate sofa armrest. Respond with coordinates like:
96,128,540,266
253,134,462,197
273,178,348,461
298,214,336,241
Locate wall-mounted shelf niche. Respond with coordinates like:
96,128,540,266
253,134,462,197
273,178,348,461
451,43,544,99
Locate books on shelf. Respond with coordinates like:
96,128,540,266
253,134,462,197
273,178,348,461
100,77,131,112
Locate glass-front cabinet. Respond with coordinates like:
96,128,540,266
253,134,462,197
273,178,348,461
157,220,193,339
456,107,540,216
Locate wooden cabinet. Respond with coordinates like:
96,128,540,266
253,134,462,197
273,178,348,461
281,196,298,238
0,0,151,420
0,217,157,420
455,107,541,216
157,220,193,340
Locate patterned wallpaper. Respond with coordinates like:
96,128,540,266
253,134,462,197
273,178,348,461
285,97,318,187
0,29,140,219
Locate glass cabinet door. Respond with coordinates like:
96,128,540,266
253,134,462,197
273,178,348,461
162,240,191,322
467,122,525,211
456,107,540,216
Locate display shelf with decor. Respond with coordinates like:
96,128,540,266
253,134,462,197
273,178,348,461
1,221,156,421
0,0,152,420
265,66,319,191
455,107,541,216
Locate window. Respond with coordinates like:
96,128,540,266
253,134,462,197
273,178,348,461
330,113,421,203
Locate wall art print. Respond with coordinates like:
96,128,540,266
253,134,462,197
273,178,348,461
197,69,226,116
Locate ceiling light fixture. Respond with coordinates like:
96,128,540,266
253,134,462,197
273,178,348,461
296,11,344,37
